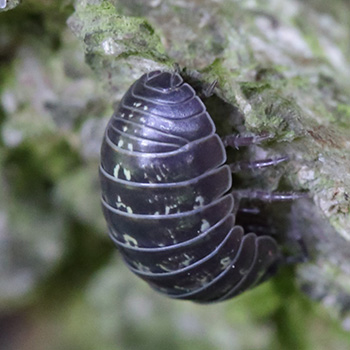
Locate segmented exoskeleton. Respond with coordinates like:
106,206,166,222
100,70,300,302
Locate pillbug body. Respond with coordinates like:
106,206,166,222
100,70,290,302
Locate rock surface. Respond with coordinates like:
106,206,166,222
1,0,350,349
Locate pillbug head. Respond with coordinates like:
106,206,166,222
144,70,183,91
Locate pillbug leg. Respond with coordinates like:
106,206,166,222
170,75,176,89
232,194,273,235
170,63,181,89
172,62,181,74
229,155,289,173
237,207,260,215
235,198,277,236
202,80,218,98
222,132,272,149
234,189,308,202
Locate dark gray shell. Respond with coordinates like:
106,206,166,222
99,70,281,303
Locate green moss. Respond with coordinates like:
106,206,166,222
337,103,350,117
293,18,324,58
200,59,240,102
202,58,229,76
69,1,168,65
240,81,273,98
289,75,313,90
335,103,350,129
238,81,304,140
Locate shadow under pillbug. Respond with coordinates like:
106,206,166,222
99,70,303,303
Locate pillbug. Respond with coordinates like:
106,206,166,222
99,70,303,303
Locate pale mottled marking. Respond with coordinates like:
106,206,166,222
126,206,133,214
133,261,151,273
157,164,167,178
143,105,148,111
156,264,173,272
115,195,126,210
127,143,133,151
173,285,187,291
200,219,210,232
116,202,126,210
113,164,121,178
169,231,176,241
156,174,162,181
197,276,210,286
165,228,176,242
193,195,205,209
161,163,170,171
165,203,177,215
123,234,138,247
133,102,142,107
122,126,128,132
129,113,134,118
195,196,204,206
182,253,193,267
117,139,124,147
220,257,231,268
123,168,131,180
